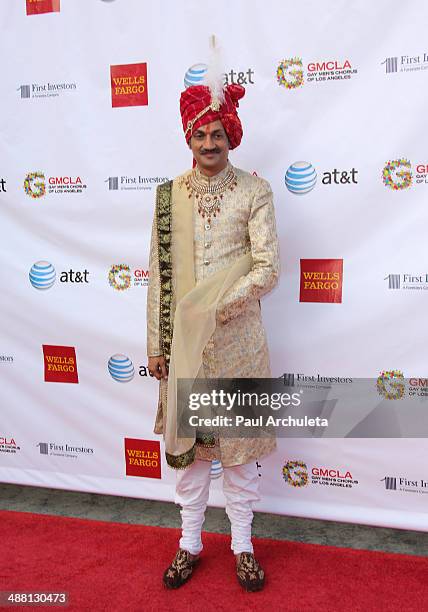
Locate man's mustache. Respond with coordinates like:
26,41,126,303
200,148,221,155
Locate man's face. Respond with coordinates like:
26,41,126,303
189,120,230,176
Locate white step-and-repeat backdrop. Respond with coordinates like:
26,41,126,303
1,0,427,531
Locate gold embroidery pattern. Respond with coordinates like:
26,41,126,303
166,444,196,469
236,552,265,591
195,432,216,447
149,168,279,468
184,101,221,138
156,181,173,368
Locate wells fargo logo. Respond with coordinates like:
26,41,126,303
27,0,60,15
110,63,148,108
124,438,161,479
300,259,343,303
42,345,78,384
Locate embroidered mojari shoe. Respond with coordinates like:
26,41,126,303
236,552,265,592
163,549,199,589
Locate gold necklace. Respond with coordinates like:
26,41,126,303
185,167,238,223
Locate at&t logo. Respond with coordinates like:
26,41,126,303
184,63,255,89
108,354,135,382
184,64,208,88
285,162,317,194
29,261,56,290
285,162,358,195
29,262,89,289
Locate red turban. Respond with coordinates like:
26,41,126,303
180,83,245,150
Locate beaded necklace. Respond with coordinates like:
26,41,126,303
185,166,237,223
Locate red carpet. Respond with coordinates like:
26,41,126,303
0,510,426,612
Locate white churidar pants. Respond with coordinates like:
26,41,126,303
174,459,260,555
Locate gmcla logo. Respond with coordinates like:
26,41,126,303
124,438,161,478
42,345,78,384
0,436,21,454
24,172,86,196
382,158,412,190
24,172,45,198
109,264,149,289
109,264,131,290
26,0,60,15
382,159,428,190
283,460,358,489
300,259,343,303
111,63,148,108
376,371,405,400
282,460,308,487
277,58,304,89
277,57,357,89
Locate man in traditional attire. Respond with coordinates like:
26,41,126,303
146,78,280,591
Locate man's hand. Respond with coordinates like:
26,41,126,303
148,356,168,380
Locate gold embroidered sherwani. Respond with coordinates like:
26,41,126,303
147,161,280,467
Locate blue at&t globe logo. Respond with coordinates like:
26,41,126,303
184,63,208,88
108,354,134,382
285,161,317,194
29,261,56,290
